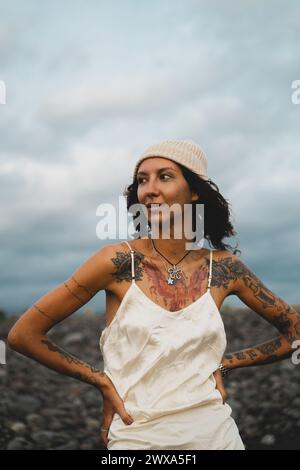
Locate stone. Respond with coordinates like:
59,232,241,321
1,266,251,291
260,434,276,446
7,437,34,450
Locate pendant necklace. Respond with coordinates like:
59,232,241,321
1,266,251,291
150,237,191,286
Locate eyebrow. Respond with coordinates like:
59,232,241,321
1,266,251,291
137,167,176,176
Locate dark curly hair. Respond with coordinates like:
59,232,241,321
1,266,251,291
123,163,241,255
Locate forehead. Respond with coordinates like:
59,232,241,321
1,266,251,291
137,157,180,174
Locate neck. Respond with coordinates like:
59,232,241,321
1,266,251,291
146,216,200,259
148,237,197,261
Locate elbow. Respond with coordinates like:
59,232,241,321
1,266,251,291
7,323,43,354
7,325,29,353
7,327,22,351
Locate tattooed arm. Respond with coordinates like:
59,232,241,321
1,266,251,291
220,256,300,371
7,244,117,389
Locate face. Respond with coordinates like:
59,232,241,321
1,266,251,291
136,157,199,228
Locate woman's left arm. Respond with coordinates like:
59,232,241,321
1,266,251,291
221,256,300,371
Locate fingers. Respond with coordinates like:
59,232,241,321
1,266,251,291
213,369,228,404
100,428,109,447
220,388,228,403
100,376,134,430
118,403,134,425
103,389,134,425
100,408,134,447
109,393,134,425
100,410,113,447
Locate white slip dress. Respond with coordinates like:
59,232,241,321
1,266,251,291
99,242,245,450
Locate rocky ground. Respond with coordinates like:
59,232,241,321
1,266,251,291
0,304,300,450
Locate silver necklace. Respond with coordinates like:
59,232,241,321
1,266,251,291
150,238,191,285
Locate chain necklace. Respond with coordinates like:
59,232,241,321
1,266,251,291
150,238,191,285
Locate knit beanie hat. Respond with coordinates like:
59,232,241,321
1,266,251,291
133,139,209,182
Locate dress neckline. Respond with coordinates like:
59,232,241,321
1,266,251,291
133,280,216,316
100,243,218,337
100,281,221,338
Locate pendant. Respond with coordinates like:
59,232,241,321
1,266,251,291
167,265,182,285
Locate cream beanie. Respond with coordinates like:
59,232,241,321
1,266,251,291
133,139,209,182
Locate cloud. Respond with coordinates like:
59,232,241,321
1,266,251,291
0,0,299,312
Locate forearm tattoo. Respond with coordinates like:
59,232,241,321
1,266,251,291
41,338,106,387
224,337,287,367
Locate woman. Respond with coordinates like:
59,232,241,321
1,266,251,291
7,139,300,450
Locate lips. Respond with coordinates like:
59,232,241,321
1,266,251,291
146,203,167,216
147,203,164,211
146,203,163,208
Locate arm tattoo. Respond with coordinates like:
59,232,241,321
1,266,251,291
213,256,300,346
224,336,292,368
63,281,86,303
41,338,106,387
209,257,240,290
215,257,300,369
210,257,274,303
33,276,96,322
257,337,282,355
234,351,247,360
70,275,95,297
110,249,145,282
246,350,258,360
63,275,95,304
33,304,56,322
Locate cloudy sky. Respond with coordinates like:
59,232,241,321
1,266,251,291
0,0,299,315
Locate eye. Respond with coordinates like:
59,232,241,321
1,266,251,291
160,174,171,180
137,174,172,185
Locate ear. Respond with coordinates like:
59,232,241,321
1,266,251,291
191,192,199,202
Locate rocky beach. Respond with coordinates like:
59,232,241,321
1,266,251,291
1,304,300,450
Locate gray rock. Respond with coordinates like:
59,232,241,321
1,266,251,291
86,418,100,431
7,437,34,450
260,434,276,446
9,421,27,433
26,413,44,426
51,440,79,450
40,408,67,418
79,442,94,450
10,395,42,415
48,421,64,431
64,332,85,345
32,430,74,448
31,430,57,444
292,397,300,408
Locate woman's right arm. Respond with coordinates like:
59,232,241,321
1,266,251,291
7,244,115,390
7,243,135,427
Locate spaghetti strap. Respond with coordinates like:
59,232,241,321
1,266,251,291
124,241,136,282
207,249,213,291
